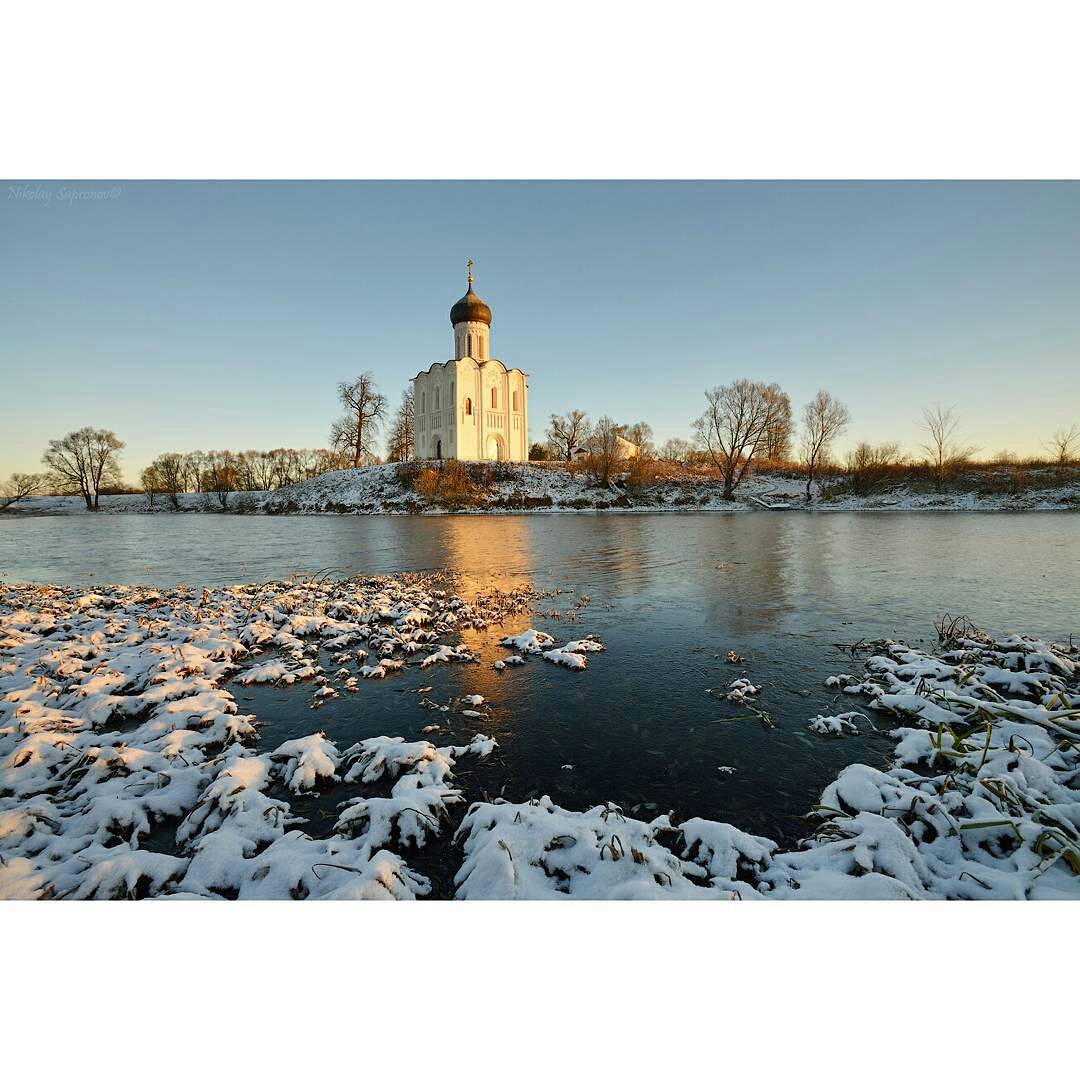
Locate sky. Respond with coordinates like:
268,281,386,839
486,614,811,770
1,179,1078,480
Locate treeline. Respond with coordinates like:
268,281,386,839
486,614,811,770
2,371,1077,510
535,384,1079,501
0,431,352,511
140,447,349,508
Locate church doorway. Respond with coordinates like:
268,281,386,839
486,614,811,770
435,439,442,460
485,433,505,461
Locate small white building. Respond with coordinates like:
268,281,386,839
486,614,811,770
413,263,529,462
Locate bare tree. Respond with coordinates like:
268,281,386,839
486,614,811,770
920,406,976,493
1,472,48,509
546,410,589,462
182,450,206,493
761,384,793,461
1046,424,1080,467
42,427,125,510
693,380,784,500
585,416,628,486
140,464,162,508
800,390,850,500
331,372,387,468
203,451,238,510
149,453,186,509
659,437,694,464
386,386,416,463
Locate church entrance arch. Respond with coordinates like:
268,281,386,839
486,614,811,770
485,433,505,461
435,439,442,460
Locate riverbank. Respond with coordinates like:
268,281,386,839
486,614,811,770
5,462,1079,515
2,576,1076,900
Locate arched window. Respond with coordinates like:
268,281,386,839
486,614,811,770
464,398,472,416
512,391,519,412
435,386,440,411
467,334,472,356
421,392,426,414
491,387,497,408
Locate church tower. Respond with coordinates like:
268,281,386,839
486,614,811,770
412,262,530,462
451,259,492,361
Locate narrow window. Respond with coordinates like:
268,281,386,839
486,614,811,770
479,337,485,358
467,334,472,356
512,390,519,411
435,386,440,411
491,387,497,408
464,398,472,416
421,392,426,414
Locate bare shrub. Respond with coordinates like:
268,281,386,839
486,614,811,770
845,442,902,495
1046,424,1080,468
411,461,486,509
395,461,423,490
625,455,659,493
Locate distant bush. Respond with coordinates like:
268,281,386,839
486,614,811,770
625,456,660,493
395,461,424,489
844,442,905,495
407,460,488,509
495,492,554,510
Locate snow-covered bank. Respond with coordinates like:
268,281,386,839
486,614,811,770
2,578,1077,899
6,462,1079,515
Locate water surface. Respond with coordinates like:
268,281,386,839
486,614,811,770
1,513,1076,842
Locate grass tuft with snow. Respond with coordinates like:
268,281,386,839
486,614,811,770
2,579,1078,899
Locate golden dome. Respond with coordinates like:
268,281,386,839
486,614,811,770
450,261,492,326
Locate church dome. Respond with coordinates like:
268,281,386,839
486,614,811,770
450,265,492,326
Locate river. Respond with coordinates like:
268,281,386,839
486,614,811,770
1,512,1076,843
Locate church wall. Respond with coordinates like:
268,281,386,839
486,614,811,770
414,362,460,460
411,288,528,462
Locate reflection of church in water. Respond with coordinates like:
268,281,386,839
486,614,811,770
412,262,530,462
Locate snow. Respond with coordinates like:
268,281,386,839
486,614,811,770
500,628,556,654
725,678,760,703
271,732,341,793
542,648,589,670
2,577,1078,900
807,712,863,737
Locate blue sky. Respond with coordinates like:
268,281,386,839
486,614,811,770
2,180,1078,478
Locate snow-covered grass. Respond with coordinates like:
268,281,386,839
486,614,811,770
7,462,1078,515
0,575,530,899
2,578,1078,899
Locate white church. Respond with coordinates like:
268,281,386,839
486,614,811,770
413,263,529,461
